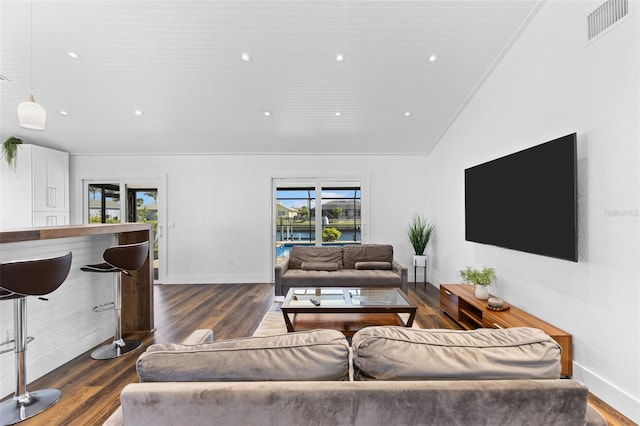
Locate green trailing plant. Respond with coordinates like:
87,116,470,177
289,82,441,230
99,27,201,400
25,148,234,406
459,266,496,287
407,214,435,255
2,137,22,171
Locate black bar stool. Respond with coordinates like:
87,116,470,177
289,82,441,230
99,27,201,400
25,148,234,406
0,252,72,425
81,241,149,360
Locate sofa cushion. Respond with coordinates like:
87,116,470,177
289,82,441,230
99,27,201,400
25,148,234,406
288,246,343,269
355,261,392,270
302,261,339,271
137,329,350,382
343,244,393,269
281,269,402,288
352,326,561,381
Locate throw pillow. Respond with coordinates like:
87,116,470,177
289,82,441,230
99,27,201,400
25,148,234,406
301,261,339,271
137,329,350,382
354,261,392,270
288,246,343,269
343,244,393,269
352,326,561,381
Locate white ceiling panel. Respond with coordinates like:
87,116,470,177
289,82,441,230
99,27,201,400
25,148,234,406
0,0,543,155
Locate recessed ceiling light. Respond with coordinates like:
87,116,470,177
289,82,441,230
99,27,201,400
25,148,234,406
428,54,438,63
67,51,81,60
404,111,411,117
335,111,342,117
263,111,271,116
59,110,70,116
134,109,144,116
336,54,344,63
241,53,251,62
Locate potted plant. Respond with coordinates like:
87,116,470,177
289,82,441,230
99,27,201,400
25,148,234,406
459,266,495,299
407,214,435,267
2,137,23,171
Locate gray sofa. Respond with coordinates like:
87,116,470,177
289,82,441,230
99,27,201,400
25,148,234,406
104,327,606,426
275,244,408,296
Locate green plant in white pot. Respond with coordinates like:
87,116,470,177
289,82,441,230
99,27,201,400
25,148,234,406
407,214,435,267
459,266,495,300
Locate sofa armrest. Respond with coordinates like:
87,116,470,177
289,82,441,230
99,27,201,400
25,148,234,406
102,406,123,426
585,404,608,426
392,261,408,293
181,329,214,345
274,258,290,296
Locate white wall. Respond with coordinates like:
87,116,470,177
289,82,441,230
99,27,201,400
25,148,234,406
427,1,639,422
70,154,430,284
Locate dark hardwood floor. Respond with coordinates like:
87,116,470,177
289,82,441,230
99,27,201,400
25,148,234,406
2,283,633,425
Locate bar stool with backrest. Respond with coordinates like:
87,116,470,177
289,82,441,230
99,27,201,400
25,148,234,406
0,252,72,425
81,240,149,360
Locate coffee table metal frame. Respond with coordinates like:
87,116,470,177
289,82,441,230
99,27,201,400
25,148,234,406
281,287,417,334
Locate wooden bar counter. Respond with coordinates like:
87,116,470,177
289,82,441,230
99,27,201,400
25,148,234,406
0,223,154,333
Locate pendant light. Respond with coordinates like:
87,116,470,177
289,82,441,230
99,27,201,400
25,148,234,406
17,0,46,130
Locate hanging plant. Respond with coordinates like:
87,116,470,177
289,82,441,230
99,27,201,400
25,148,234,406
2,137,23,171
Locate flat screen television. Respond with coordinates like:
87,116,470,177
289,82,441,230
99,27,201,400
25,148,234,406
464,133,578,262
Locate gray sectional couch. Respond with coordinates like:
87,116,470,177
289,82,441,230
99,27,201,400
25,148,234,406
275,244,408,296
104,326,606,425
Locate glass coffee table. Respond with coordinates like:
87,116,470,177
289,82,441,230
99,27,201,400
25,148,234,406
281,288,417,337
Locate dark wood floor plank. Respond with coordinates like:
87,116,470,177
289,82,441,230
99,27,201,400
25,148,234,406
0,283,632,425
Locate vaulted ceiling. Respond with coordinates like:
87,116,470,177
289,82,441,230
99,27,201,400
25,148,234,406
0,0,542,155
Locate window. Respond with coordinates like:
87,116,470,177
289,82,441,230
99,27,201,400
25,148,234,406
320,187,361,243
88,183,121,223
273,178,365,264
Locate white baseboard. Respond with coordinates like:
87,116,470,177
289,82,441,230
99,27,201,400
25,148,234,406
159,274,270,284
573,362,639,424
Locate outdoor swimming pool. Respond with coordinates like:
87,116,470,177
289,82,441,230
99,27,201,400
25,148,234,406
276,242,360,260
276,243,310,259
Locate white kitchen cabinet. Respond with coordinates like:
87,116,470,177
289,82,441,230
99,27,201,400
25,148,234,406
0,144,69,229
32,211,70,227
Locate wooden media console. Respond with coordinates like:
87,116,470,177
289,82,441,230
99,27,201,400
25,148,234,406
440,283,572,377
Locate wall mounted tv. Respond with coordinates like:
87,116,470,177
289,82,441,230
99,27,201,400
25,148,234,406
465,133,578,262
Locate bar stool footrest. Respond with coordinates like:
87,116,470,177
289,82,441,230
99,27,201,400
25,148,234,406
0,336,35,355
92,302,115,313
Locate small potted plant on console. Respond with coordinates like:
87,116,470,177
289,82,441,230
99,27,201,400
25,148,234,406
459,266,495,300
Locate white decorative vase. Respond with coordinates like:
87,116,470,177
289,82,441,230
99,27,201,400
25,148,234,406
413,255,427,267
474,285,489,300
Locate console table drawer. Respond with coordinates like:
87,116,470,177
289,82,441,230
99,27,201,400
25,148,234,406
482,312,507,329
439,286,459,320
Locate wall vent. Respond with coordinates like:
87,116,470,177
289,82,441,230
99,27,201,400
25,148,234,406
587,0,629,41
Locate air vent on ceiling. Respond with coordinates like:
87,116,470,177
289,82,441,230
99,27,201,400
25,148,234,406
587,0,629,41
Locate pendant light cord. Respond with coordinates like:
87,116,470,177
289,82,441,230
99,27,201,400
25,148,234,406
30,0,33,95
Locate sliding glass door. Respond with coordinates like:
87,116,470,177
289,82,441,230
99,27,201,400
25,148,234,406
84,178,165,283
273,178,366,265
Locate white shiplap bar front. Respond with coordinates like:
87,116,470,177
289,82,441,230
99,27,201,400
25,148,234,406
0,224,153,400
